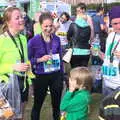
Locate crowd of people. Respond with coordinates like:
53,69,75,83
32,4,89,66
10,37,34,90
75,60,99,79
0,2,120,120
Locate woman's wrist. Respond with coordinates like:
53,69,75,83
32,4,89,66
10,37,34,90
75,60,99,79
98,51,105,60
37,58,41,63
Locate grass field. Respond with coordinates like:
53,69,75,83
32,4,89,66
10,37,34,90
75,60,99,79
24,93,102,120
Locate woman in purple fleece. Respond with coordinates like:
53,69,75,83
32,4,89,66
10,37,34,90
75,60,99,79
28,12,63,120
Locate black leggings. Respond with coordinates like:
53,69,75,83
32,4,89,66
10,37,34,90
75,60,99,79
70,55,90,68
31,71,63,120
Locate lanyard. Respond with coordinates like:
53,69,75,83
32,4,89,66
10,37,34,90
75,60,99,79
41,34,53,55
7,30,24,62
109,32,116,57
110,32,120,63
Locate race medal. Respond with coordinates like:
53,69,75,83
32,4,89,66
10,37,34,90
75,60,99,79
44,54,60,73
47,59,52,65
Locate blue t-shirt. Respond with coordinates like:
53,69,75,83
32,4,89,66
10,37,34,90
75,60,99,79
92,15,105,33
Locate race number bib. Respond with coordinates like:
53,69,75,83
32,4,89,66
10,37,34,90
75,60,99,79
56,32,68,45
43,54,60,73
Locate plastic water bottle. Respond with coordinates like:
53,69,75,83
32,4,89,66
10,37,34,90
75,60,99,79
92,34,100,56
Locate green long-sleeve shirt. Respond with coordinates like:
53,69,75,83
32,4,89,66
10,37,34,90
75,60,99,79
0,32,31,85
60,89,91,120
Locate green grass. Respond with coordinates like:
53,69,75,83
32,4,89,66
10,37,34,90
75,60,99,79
24,93,102,120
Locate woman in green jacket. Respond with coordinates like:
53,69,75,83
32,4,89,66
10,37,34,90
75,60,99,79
60,67,93,120
0,7,32,120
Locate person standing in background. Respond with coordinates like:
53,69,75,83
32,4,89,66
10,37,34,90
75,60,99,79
23,12,34,40
0,7,31,119
28,12,63,120
67,3,91,68
92,5,107,53
54,12,72,55
90,5,107,93
99,6,120,96
76,3,94,42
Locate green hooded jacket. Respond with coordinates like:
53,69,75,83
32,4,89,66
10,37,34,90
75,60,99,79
60,89,91,120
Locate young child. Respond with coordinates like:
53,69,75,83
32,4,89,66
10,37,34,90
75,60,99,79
60,67,93,120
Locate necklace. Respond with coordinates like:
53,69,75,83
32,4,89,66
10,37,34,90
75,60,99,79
42,33,50,42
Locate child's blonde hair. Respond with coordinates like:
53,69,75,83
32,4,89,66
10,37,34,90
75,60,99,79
69,67,93,91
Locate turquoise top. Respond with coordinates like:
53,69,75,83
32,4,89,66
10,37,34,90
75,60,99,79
60,89,91,120
73,17,90,55
73,48,90,55
75,17,89,27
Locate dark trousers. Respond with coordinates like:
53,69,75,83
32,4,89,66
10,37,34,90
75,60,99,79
98,32,108,53
70,55,90,68
31,71,63,120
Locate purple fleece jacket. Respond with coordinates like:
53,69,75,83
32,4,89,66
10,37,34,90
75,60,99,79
28,34,63,75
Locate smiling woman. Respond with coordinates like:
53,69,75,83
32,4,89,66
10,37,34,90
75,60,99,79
0,6,31,120
2,7,25,33
28,12,64,120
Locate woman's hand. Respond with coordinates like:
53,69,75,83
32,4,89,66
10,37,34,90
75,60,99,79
13,63,30,72
37,55,52,63
114,51,120,58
